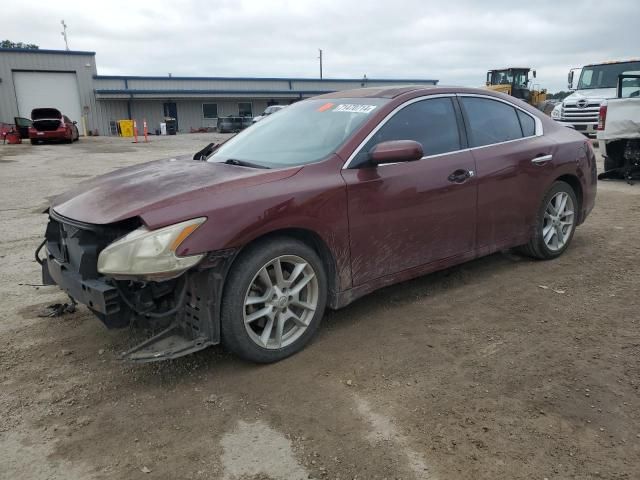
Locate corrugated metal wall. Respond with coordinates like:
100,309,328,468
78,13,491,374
123,99,274,133
94,100,129,135
0,49,98,133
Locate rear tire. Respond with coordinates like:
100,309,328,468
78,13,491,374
30,139,38,145
519,181,578,260
221,237,327,363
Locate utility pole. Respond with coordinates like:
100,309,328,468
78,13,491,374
318,49,323,79
61,20,69,51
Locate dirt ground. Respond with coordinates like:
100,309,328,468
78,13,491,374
0,135,638,480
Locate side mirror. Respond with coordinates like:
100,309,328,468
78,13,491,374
72,120,78,124
568,70,575,91
532,70,536,79
369,140,423,165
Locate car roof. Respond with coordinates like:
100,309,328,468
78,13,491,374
488,67,531,71
584,59,640,67
316,85,437,99
316,85,513,100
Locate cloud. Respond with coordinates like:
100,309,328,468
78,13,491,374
3,0,640,91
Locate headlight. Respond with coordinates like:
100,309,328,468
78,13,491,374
97,217,206,279
551,105,562,119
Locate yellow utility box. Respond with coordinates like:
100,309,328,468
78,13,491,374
118,120,134,137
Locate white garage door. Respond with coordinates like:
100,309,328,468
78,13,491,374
13,71,82,124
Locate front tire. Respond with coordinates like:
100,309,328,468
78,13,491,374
221,238,327,363
519,181,578,259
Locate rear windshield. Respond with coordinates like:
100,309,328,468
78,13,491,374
31,108,62,120
208,98,388,168
619,74,640,98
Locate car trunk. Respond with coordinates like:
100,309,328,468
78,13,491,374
31,108,63,132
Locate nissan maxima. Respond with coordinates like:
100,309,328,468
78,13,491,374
37,86,597,363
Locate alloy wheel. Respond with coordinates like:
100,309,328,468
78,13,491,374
243,255,319,349
542,191,575,251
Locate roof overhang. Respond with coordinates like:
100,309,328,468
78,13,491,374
95,89,334,100
0,48,95,56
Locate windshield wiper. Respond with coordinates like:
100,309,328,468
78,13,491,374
224,158,270,169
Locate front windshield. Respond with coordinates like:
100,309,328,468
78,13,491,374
578,61,640,89
512,71,528,87
208,98,388,168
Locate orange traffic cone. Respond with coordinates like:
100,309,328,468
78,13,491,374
133,120,139,143
143,118,149,143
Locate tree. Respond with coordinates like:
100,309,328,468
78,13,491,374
1,40,39,49
547,91,571,101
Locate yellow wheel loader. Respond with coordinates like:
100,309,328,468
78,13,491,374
485,68,549,111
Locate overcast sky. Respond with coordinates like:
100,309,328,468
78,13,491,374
4,0,640,92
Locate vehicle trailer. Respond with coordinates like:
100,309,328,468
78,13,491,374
597,72,640,182
552,59,640,138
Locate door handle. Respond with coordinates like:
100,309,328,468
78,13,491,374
531,154,553,164
448,169,475,183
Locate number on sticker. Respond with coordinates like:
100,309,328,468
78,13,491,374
333,104,377,114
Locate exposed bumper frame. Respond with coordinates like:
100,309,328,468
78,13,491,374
39,239,237,362
42,254,123,324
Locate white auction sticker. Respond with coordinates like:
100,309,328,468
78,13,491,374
333,104,377,113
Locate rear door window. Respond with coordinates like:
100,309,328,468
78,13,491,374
516,110,536,137
460,97,524,147
353,97,461,166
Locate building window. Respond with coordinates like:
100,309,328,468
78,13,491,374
238,102,253,117
203,103,218,119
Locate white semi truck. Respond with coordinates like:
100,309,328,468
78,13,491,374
552,59,640,137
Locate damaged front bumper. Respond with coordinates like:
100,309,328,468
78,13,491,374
37,211,234,362
42,252,122,325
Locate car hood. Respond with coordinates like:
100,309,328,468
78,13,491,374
563,88,617,104
51,155,300,226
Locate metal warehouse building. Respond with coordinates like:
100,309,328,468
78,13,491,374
0,48,438,135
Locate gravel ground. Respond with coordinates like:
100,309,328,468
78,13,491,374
0,135,639,480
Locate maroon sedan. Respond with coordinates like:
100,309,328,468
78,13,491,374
38,86,597,363
29,108,79,144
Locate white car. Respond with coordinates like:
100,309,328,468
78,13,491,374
252,105,286,123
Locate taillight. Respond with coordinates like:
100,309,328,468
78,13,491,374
597,104,607,130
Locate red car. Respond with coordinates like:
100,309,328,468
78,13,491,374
38,86,597,363
29,108,79,144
